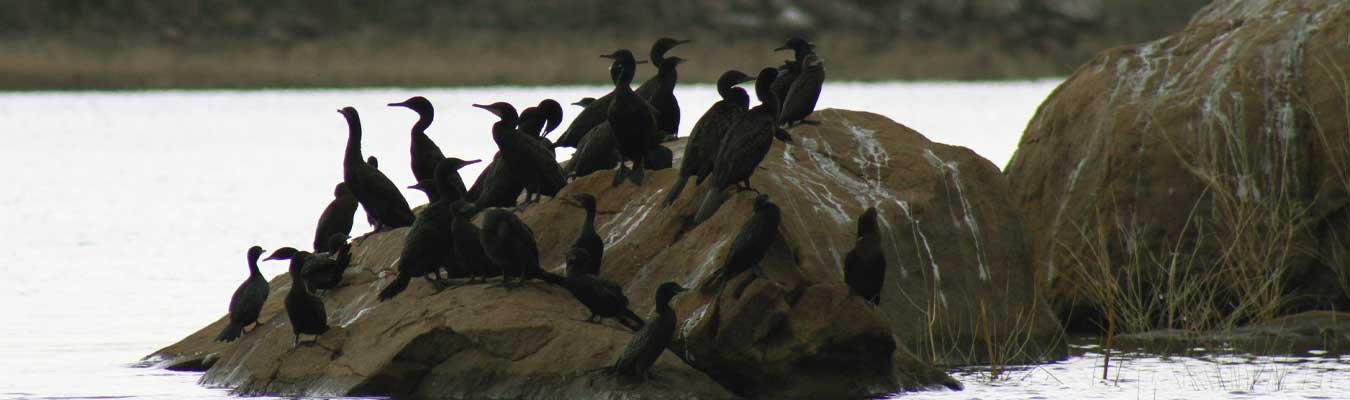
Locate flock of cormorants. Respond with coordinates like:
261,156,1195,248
214,37,887,381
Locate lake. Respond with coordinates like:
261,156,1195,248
3,81,1344,399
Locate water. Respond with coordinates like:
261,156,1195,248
2,81,1344,399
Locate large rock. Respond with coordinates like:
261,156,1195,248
1006,1,1350,330
147,109,1061,398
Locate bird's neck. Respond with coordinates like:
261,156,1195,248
247,257,262,277
412,109,433,134
583,207,596,229
344,119,364,165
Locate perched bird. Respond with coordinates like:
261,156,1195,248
479,208,562,288
603,49,658,187
692,68,784,225
844,207,885,305
280,254,329,346
559,248,644,331
305,234,352,295
449,200,495,282
565,121,620,179
634,37,691,101
604,282,687,380
338,107,414,231
378,157,482,301
662,70,755,208
569,193,604,276
313,182,357,253
215,246,270,342
779,52,825,128
467,152,522,209
519,99,565,138
389,96,448,184
701,195,781,296
771,37,815,105
643,56,687,141
474,102,567,205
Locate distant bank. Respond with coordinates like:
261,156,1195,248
1,0,1206,90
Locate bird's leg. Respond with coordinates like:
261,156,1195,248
611,163,629,188
292,335,300,348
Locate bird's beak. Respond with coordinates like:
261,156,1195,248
472,104,497,116
773,45,789,51
599,54,616,59
262,254,280,261
635,60,649,65
387,101,407,107
463,159,482,167
676,39,692,45
738,76,757,84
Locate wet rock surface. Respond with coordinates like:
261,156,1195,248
1116,311,1350,356
1005,0,1350,326
147,109,1059,398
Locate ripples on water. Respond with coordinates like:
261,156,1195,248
4,81,1345,399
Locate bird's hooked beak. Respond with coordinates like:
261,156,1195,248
472,103,499,116
461,159,482,167
262,254,282,261
387,101,408,107
737,75,756,84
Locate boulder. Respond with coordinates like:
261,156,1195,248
147,109,1061,398
1006,1,1350,331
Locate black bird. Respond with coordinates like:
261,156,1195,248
844,207,885,305
771,37,815,104
569,193,604,276
634,37,691,102
474,102,567,205
378,157,482,301
560,248,644,331
779,52,825,128
643,56,687,141
215,246,270,342
661,70,755,208
389,96,448,184
305,234,352,295
519,99,565,138
281,254,329,346
466,152,522,209
409,152,473,205
701,195,781,295
572,97,597,108
408,178,440,204
565,121,620,179
366,155,379,169
261,245,342,296
479,208,563,288
313,182,357,253
603,49,658,187
449,200,495,282
692,68,783,225
645,144,674,171
604,282,687,380
339,107,415,231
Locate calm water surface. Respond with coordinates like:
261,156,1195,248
3,81,1345,399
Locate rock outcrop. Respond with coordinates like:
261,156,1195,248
147,109,1061,398
1006,1,1350,330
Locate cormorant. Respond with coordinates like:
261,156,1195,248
565,121,620,179
282,254,329,346
378,157,482,301
603,49,658,187
215,246,269,342
389,96,448,184
701,195,780,295
771,38,815,103
409,152,472,205
661,70,755,208
779,52,825,128
449,200,495,282
313,182,357,253
338,107,415,231
604,282,687,380
519,99,565,138
305,234,352,295
479,208,563,288
691,68,782,225
560,248,644,331
569,193,604,276
554,36,681,149
473,102,566,205
634,37,691,102
844,207,885,305
408,178,440,204
643,56,687,141
467,153,522,209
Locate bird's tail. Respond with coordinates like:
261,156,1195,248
619,309,646,332
661,176,690,209
215,320,244,342
692,188,728,226
377,275,410,301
